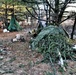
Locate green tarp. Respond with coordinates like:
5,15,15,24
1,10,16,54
8,16,22,31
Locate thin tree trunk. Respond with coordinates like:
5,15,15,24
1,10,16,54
5,1,8,28
71,17,76,39
54,0,59,25
13,4,14,16
49,7,51,24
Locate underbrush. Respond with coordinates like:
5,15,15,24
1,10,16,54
31,25,76,75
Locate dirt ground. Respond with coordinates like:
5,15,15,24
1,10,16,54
0,25,76,75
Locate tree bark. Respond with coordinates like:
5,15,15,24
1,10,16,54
5,1,8,28
48,6,51,24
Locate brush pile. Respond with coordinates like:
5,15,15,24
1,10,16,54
31,25,76,71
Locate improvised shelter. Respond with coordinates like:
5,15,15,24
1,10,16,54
8,15,22,31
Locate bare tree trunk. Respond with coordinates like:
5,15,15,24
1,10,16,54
54,0,59,25
5,1,8,28
13,4,14,16
48,7,51,24
71,17,76,39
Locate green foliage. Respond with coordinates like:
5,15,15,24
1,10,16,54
8,16,22,31
32,25,67,50
31,25,76,68
0,0,29,18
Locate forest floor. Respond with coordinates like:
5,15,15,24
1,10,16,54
0,24,76,75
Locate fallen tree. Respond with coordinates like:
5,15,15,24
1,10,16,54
31,25,76,74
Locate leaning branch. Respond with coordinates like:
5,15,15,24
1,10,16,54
62,0,71,8
31,6,38,16
25,7,46,21
58,0,71,22
60,13,76,24
45,0,55,12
